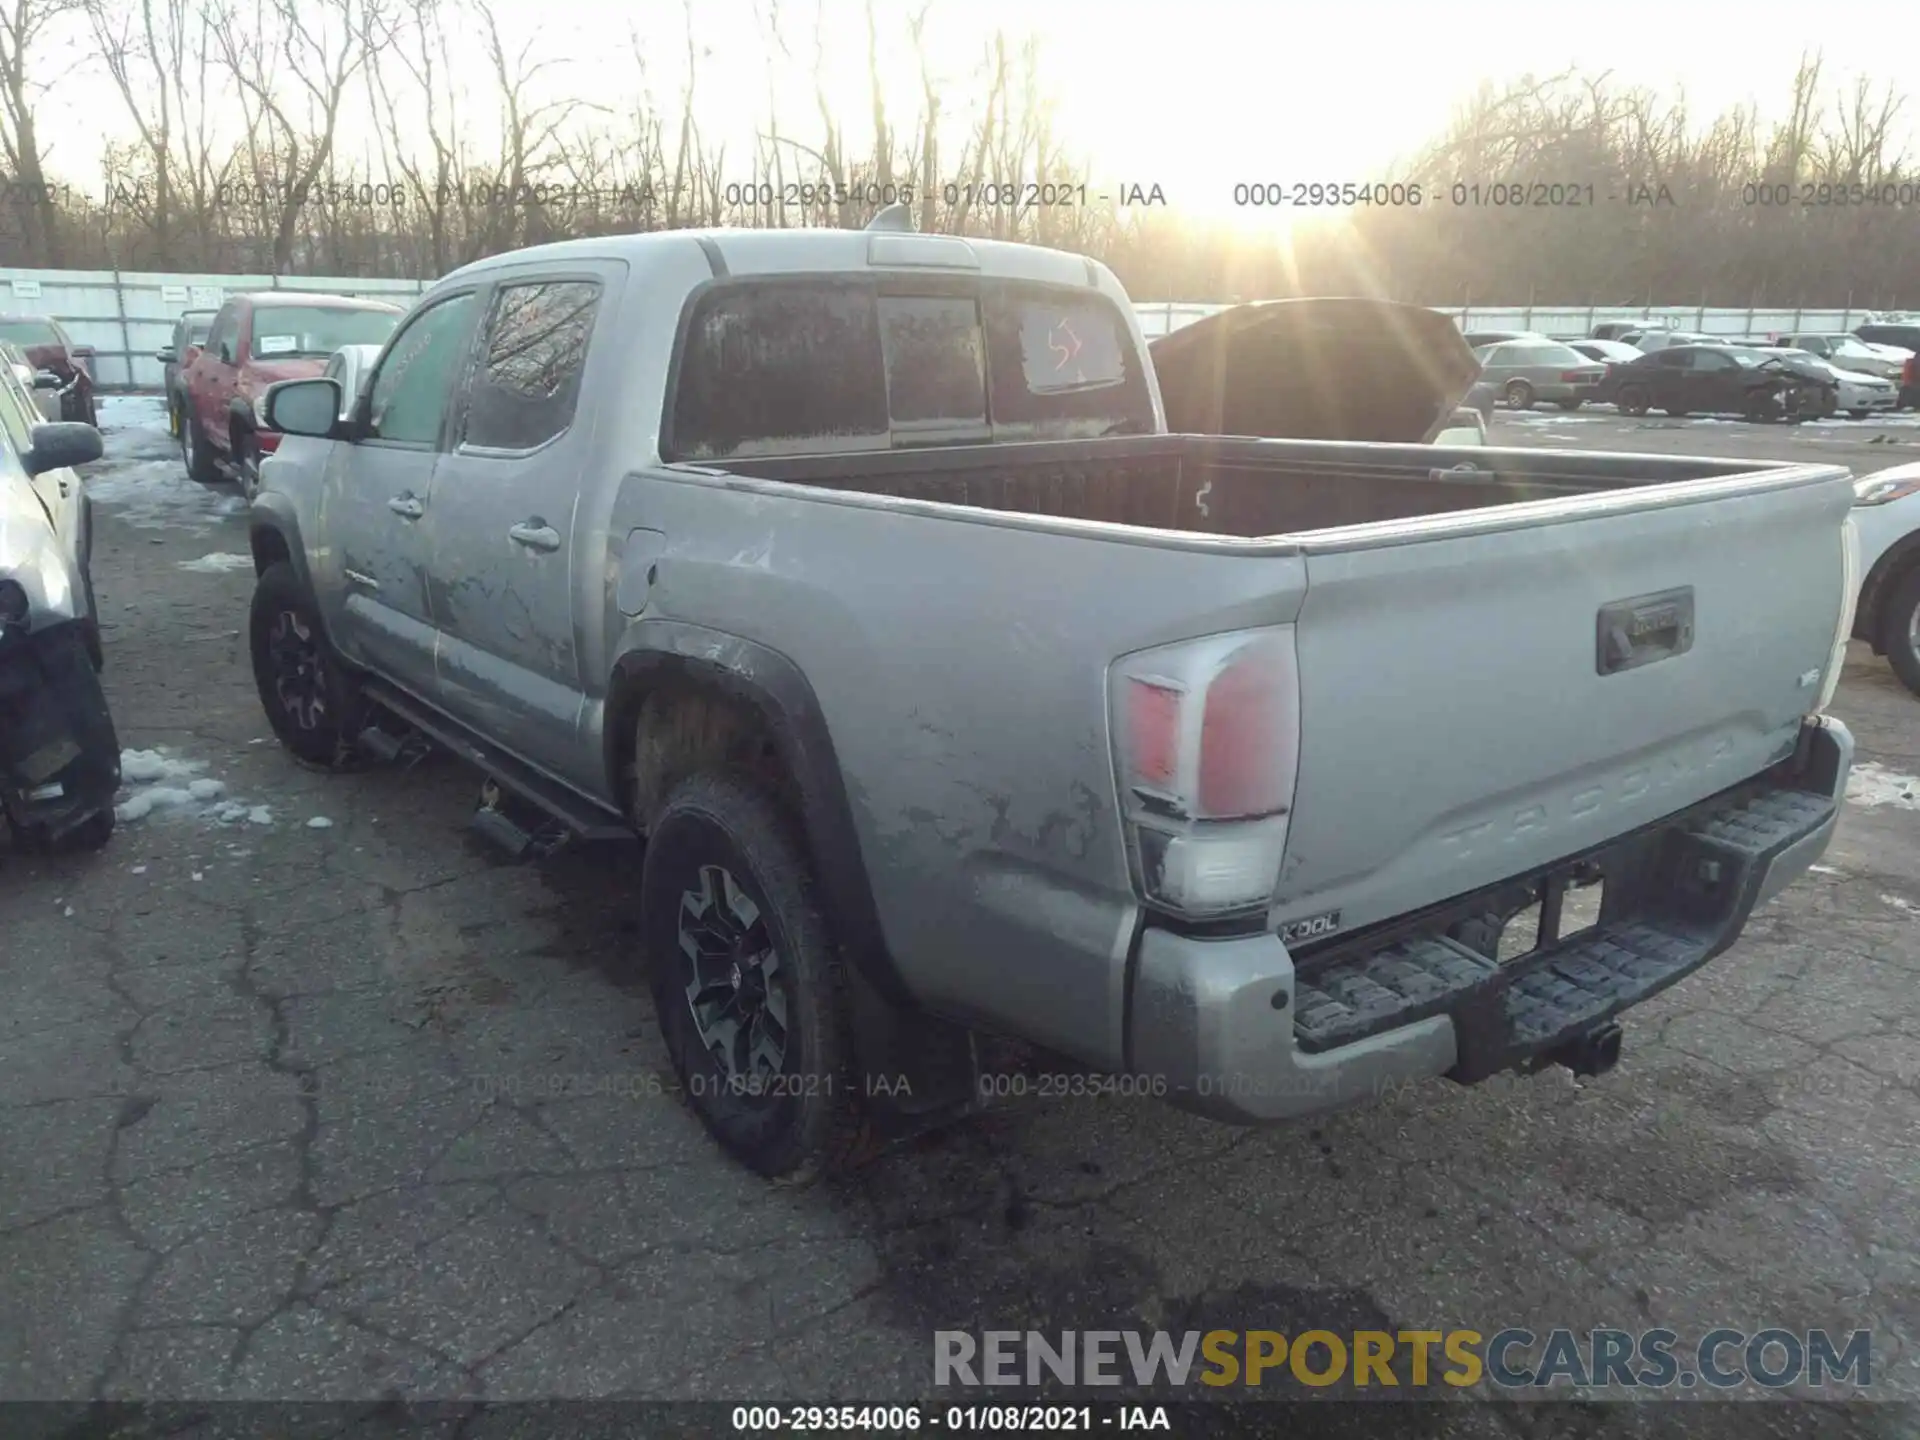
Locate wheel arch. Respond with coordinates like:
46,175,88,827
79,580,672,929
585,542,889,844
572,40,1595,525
604,619,912,1007
1855,528,1920,652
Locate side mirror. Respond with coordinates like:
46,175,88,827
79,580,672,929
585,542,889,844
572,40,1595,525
32,370,62,390
261,377,344,438
22,422,103,476
156,346,178,364
218,340,234,364
70,344,95,358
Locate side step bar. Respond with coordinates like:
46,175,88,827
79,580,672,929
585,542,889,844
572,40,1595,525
358,677,632,842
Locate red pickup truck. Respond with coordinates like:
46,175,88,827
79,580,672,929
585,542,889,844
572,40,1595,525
182,292,403,498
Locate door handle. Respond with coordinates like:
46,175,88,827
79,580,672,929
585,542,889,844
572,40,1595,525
508,520,561,552
388,494,424,519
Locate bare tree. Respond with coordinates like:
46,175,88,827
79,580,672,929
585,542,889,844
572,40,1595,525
208,0,384,271
0,0,83,262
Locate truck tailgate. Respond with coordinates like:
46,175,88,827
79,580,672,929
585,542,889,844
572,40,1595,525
1272,463,1854,936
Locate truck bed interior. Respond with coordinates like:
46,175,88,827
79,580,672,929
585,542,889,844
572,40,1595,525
700,435,1785,540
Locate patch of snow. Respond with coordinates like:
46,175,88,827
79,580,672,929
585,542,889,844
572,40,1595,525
1879,893,1918,915
247,806,274,825
306,815,334,829
114,746,265,827
130,865,147,875
177,553,255,574
1808,864,1843,876
121,748,201,784
1845,762,1920,810
81,401,248,534
191,871,203,882
63,906,74,918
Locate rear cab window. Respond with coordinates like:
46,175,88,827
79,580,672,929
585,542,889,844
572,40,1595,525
664,276,1153,461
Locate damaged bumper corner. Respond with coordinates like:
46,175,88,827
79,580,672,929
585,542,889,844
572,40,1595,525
0,618,120,838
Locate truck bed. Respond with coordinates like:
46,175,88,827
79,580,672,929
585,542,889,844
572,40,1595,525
703,433,1804,540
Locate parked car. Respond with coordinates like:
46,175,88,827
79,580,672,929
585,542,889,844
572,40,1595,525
1602,343,1834,420
156,309,218,439
1590,321,1672,342
0,316,97,426
1459,328,1546,349
248,223,1852,1179
0,341,61,423
1617,329,1717,354
1774,332,1909,386
0,367,117,851
1568,339,1645,366
1847,461,1920,695
1757,349,1898,420
1471,338,1607,410
181,293,405,499
1853,323,1920,407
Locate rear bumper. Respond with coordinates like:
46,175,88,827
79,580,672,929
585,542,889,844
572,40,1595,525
1126,715,1852,1123
0,620,121,838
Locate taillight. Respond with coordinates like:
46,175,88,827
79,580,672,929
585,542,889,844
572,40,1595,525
1905,356,1918,387
1111,628,1300,918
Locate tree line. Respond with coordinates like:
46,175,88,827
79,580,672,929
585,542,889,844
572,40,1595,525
0,0,1914,307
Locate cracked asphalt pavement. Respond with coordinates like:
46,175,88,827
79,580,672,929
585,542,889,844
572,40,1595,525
1,401,1916,1434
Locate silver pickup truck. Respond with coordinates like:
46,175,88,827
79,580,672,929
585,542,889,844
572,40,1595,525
250,222,1857,1179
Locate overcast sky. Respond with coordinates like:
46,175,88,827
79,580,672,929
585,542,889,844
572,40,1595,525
41,0,1920,222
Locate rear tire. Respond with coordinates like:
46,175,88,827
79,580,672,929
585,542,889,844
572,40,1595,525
1849,409,1870,421
1663,406,1690,418
183,411,220,486
1555,398,1583,411
249,561,366,766
231,426,260,501
1616,385,1650,417
1503,379,1535,410
1878,565,1920,698
641,770,868,1181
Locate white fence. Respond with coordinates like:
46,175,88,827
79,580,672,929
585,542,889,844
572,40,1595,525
0,268,430,389
1131,301,1909,341
2,262,1908,389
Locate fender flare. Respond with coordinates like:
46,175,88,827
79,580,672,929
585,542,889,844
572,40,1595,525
605,618,913,1007
245,499,346,657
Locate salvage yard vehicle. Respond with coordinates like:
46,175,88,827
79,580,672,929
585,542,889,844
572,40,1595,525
1603,343,1834,420
1844,460,1920,697
1,341,61,422
156,309,218,438
0,316,97,427
181,293,404,500
0,366,116,851
246,220,1857,1179
1471,338,1608,411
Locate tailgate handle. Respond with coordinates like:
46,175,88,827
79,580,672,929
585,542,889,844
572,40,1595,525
1597,587,1695,675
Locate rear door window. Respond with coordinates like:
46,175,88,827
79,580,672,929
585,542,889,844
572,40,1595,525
671,282,889,460
667,276,1151,460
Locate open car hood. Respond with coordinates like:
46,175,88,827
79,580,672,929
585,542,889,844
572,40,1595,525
1148,298,1482,444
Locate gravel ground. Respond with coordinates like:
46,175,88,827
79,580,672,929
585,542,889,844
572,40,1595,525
1,398,1915,1437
